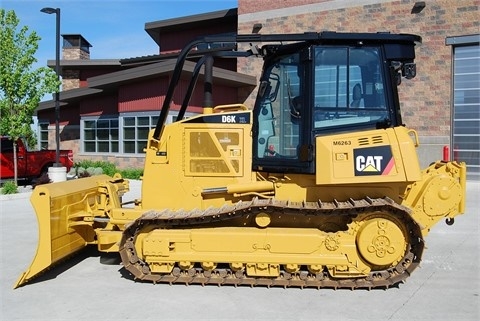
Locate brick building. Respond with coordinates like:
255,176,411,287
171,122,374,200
38,1,479,180
237,0,479,180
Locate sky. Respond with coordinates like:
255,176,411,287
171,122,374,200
2,0,238,67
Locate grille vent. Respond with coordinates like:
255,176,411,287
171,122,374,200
358,136,384,146
358,137,370,146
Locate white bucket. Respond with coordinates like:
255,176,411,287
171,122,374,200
48,166,67,183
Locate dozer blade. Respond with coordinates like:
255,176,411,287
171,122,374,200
14,175,113,288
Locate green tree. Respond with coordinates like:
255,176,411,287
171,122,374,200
0,9,60,184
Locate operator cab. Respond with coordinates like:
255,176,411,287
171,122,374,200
252,34,419,174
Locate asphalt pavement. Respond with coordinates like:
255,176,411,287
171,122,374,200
1,180,479,321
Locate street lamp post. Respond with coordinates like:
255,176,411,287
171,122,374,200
41,7,61,167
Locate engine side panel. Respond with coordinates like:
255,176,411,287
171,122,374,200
141,110,255,211
315,127,421,185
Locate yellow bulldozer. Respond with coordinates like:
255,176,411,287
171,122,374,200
16,32,466,289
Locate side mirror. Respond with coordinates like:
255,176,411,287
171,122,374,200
403,63,416,79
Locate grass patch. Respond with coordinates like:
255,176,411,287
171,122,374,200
1,181,18,194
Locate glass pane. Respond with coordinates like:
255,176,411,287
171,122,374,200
453,138,480,150
1,139,14,152
124,128,135,139
314,48,347,107
124,117,135,126
111,142,118,153
453,44,480,181
84,141,95,152
454,121,480,135
313,47,388,130
97,129,109,140
97,120,109,129
137,127,149,139
124,141,136,153
84,129,95,140
138,117,149,126
84,120,96,129
254,53,301,159
97,142,109,152
454,105,480,119
137,140,147,153
110,128,118,140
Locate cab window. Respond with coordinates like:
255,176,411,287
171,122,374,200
313,47,388,130
255,52,302,159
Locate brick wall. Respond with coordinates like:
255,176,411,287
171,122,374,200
73,154,146,170
238,0,479,166
239,0,328,14
62,69,80,91
61,47,90,90
62,48,90,60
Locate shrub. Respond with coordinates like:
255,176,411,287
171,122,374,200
120,168,143,180
1,181,18,194
74,160,116,176
73,160,143,180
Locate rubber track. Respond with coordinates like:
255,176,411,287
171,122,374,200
119,197,424,289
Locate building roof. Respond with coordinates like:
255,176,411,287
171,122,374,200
38,59,256,110
37,87,103,111
47,59,121,72
145,8,237,47
119,45,236,67
90,59,256,89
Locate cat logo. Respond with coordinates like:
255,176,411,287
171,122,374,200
354,146,395,176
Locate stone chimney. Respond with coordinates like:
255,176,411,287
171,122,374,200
61,34,92,90
62,34,91,59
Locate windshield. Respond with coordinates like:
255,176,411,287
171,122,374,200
313,46,389,130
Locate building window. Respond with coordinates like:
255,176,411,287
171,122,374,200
82,117,119,153
447,35,480,181
80,112,195,155
38,122,49,149
122,115,159,154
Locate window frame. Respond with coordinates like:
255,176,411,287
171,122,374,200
81,115,119,154
37,121,49,150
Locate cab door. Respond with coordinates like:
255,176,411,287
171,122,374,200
252,45,314,174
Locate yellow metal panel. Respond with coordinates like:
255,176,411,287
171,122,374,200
141,118,256,211
185,129,244,177
316,128,420,185
15,175,114,288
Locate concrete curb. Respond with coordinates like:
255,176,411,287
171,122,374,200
0,187,33,201
0,192,32,201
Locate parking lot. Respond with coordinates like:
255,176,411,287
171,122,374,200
1,180,478,321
